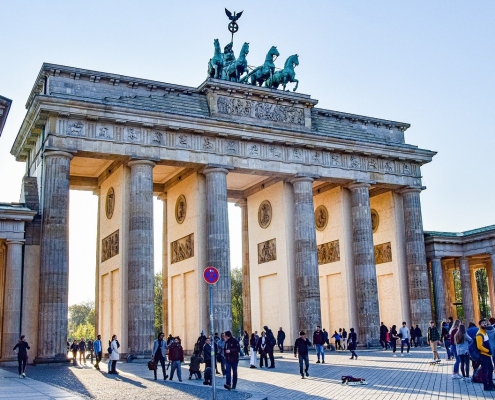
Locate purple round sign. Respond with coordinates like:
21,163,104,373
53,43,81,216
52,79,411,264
204,267,220,284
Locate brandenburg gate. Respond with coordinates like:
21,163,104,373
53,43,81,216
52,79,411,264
1,58,435,362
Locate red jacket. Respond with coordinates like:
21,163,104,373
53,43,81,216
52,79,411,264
168,343,184,362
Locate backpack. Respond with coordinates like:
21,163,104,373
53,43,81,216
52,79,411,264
107,346,113,354
468,334,483,362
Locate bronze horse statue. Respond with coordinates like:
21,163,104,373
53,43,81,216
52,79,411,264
265,54,299,91
240,45,280,87
223,42,250,82
207,39,223,79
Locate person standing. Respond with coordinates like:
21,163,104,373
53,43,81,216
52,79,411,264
78,338,87,365
257,331,268,368
203,337,212,372
441,321,453,360
249,332,258,368
348,328,358,360
294,331,312,379
243,331,250,356
410,324,416,348
427,320,441,363
389,325,399,357
341,328,348,350
86,338,94,365
224,330,240,391
277,327,286,353
152,332,168,381
323,329,329,349
168,337,184,382
13,335,30,378
216,332,226,376
313,326,325,363
449,319,461,379
94,334,102,370
476,319,495,391
414,325,422,347
399,322,410,356
380,322,389,350
108,334,120,374
70,339,79,366
263,326,276,368
454,324,472,381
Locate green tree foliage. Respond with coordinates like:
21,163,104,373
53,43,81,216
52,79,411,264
475,268,491,318
69,300,95,340
154,272,163,337
231,268,243,338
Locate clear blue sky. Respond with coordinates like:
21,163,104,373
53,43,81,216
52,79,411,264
1,1,494,304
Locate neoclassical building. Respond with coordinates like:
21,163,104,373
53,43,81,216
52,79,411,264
0,63,439,362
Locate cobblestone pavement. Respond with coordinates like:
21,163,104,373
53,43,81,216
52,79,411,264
4,347,495,399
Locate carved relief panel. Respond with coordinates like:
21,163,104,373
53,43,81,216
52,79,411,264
258,200,272,229
317,240,340,265
170,233,194,264
258,238,277,264
175,195,187,224
101,230,119,262
374,242,392,264
371,209,379,233
105,187,115,219
314,205,328,231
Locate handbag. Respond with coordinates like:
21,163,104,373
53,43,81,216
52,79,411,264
147,359,157,370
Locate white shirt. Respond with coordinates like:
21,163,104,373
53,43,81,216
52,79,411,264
399,326,410,340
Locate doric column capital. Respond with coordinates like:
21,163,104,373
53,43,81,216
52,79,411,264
235,199,247,208
202,166,231,176
5,240,24,246
43,150,74,160
347,181,373,190
400,186,426,195
289,174,317,185
127,159,156,168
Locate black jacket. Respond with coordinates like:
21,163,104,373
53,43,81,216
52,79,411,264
13,341,30,357
203,343,212,363
313,330,325,345
380,324,389,339
277,330,286,343
225,337,240,363
294,337,311,356
265,329,276,349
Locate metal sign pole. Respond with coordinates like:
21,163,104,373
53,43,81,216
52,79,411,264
209,283,216,399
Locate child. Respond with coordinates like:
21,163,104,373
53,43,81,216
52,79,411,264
189,352,203,380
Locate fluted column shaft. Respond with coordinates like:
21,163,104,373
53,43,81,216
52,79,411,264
402,188,433,330
204,168,232,334
292,177,321,336
37,150,73,362
431,257,446,327
459,256,475,323
489,253,495,316
1,240,24,361
127,160,155,355
349,183,380,344
236,200,251,334
159,194,169,337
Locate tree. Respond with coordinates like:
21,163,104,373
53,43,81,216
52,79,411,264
231,268,243,338
154,272,163,337
68,300,95,339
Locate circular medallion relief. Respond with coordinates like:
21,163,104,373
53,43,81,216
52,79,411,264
371,209,379,233
314,205,328,231
175,195,187,224
258,200,272,229
105,187,115,219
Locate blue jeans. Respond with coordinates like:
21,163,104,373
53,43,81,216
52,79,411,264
451,345,459,373
170,360,182,381
298,354,309,376
225,360,238,388
444,339,452,359
315,344,325,361
401,338,410,353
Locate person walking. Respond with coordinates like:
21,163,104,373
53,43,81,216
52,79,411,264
94,334,102,370
427,321,441,363
78,338,87,365
70,339,79,366
313,325,325,363
348,328,358,360
249,332,258,368
13,335,30,378
108,335,120,374
454,324,472,381
152,332,168,381
243,331,250,356
86,338,94,364
399,322,410,356
414,325,423,347
331,331,342,350
390,325,399,357
277,327,286,353
224,330,240,391
257,331,269,368
410,324,416,348
263,326,276,368
380,322,389,350
294,331,312,379
168,337,184,382
476,319,495,391
341,328,347,350
449,319,461,379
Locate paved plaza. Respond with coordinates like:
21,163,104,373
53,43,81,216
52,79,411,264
3,348,495,399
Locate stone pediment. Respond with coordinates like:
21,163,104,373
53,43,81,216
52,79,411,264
199,78,317,130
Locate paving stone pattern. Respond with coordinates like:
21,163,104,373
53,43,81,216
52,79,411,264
4,348,495,399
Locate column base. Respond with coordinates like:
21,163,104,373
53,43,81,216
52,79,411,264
33,355,70,365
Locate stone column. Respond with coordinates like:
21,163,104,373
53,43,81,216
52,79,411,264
94,189,101,336
36,150,73,363
430,257,446,327
204,167,232,334
348,182,380,345
488,254,495,316
291,176,321,336
401,188,433,330
158,194,169,337
1,240,24,361
236,199,251,334
459,256,475,323
127,160,155,355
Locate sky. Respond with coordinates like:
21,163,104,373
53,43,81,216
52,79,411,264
0,1,494,304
